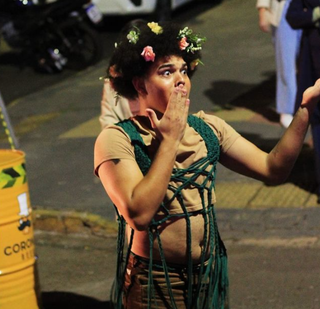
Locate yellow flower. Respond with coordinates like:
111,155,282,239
190,59,203,70
147,22,163,35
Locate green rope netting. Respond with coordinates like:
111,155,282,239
111,115,229,309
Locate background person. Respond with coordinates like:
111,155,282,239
99,19,145,129
257,0,302,128
99,78,139,129
286,0,320,202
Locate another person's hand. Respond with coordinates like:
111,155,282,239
258,8,271,32
146,84,190,145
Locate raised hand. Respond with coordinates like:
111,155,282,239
146,84,190,145
301,78,320,112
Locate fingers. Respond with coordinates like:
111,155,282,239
184,99,190,115
314,78,320,90
166,84,188,114
180,98,190,127
260,25,270,33
146,108,159,129
148,86,190,143
303,78,320,99
301,78,320,109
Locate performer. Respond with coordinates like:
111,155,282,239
94,21,320,308
256,0,302,128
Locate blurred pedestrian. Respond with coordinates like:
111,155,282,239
99,19,144,129
94,20,320,308
286,0,320,201
257,0,302,128
99,78,139,129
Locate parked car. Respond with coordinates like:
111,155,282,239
92,0,200,21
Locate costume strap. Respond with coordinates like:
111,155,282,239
114,115,228,309
116,119,151,175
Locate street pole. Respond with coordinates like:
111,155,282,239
0,91,19,149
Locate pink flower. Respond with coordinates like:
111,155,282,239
179,37,189,50
141,46,155,62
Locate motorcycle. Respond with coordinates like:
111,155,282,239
0,0,104,73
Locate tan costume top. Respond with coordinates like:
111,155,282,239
94,110,240,214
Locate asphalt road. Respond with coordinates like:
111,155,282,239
34,215,320,309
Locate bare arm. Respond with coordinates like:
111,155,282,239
97,85,189,231
220,79,320,184
258,7,271,33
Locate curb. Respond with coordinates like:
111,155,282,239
32,209,118,237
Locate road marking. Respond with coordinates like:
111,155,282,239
59,116,100,139
226,237,320,248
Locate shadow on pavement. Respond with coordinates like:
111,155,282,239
42,291,110,309
206,73,319,195
205,73,278,123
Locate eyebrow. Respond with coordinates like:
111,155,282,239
158,62,188,70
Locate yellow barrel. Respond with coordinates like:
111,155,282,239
0,149,40,309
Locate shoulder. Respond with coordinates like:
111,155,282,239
193,110,241,153
94,124,135,175
96,123,131,146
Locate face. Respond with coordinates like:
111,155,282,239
139,55,191,114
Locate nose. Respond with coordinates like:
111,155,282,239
175,71,186,88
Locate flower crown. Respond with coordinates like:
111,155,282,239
127,22,206,63
108,22,206,79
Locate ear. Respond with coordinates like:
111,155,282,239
132,77,147,96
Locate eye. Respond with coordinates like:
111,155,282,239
162,70,171,76
181,69,188,75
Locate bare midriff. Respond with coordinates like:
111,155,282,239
129,212,210,265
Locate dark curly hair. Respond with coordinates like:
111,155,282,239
107,21,205,100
